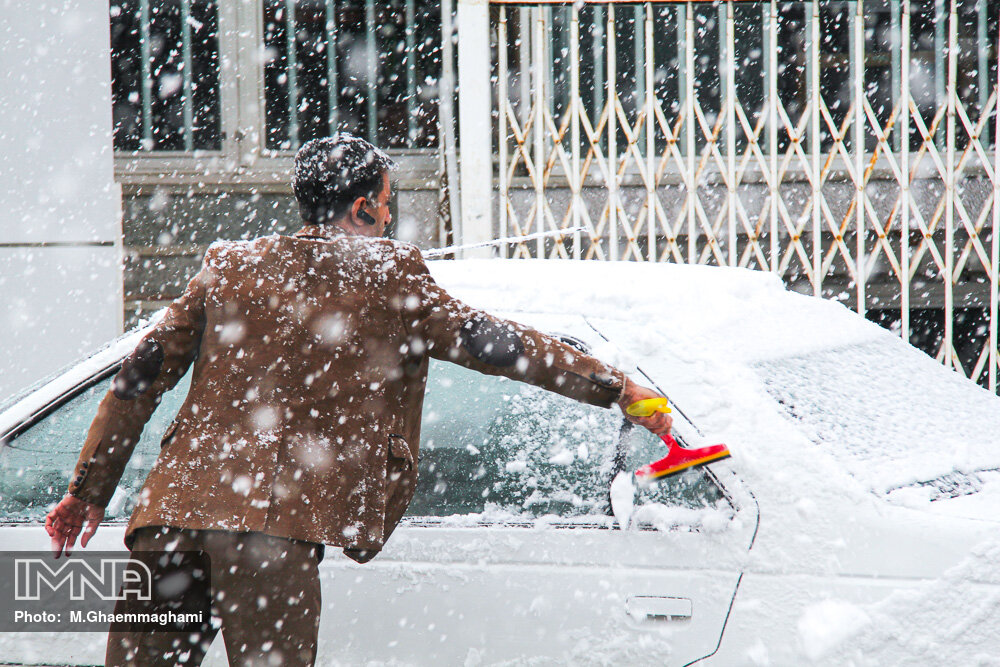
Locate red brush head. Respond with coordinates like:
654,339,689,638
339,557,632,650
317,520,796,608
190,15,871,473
635,435,731,482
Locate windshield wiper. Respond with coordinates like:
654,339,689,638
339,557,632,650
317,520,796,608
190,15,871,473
888,468,1000,501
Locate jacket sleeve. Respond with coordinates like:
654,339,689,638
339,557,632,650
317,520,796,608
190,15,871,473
397,246,626,408
67,248,217,507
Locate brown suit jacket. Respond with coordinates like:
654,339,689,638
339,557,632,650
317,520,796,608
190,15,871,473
69,226,625,553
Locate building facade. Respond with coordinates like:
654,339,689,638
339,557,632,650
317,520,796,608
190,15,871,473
111,1,1000,389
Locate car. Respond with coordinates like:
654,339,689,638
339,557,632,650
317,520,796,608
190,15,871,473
1,257,999,665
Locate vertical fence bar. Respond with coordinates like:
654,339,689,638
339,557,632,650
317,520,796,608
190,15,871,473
767,0,779,273
685,3,696,264
442,0,462,246
890,0,901,154
725,0,737,267
718,3,726,160
608,4,618,261
935,0,945,145
902,0,911,343
571,4,582,259
534,7,546,256
519,7,531,127
285,0,299,148
456,0,490,252
645,3,655,261
405,0,416,143
366,0,377,143
593,5,604,130
545,6,554,127
181,0,194,151
854,0,866,317
677,3,687,158
498,7,509,257
810,0,821,296
991,17,1000,391
944,0,956,369
140,0,153,149
635,5,645,127
326,0,339,133
978,0,989,148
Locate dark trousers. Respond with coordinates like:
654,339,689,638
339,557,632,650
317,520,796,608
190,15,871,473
105,525,323,667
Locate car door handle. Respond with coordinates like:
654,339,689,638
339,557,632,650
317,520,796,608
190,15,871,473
626,596,692,620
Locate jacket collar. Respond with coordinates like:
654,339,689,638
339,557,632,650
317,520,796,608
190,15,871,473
291,224,347,242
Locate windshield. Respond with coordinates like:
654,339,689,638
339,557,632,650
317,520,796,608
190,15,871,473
754,337,1000,493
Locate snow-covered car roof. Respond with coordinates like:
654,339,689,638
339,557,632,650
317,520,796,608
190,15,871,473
428,259,1000,504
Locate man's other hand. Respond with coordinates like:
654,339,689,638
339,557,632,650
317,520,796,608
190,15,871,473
617,379,673,436
45,494,105,559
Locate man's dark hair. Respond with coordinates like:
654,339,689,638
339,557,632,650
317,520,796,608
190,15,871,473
292,134,397,224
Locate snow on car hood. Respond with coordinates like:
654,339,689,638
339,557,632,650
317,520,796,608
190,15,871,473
428,259,1000,498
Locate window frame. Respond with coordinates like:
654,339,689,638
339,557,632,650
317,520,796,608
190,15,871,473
0,366,120,448
113,1,442,187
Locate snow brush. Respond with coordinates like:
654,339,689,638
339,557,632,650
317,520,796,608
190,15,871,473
626,398,731,483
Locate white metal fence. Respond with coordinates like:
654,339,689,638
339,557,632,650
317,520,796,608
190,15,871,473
456,0,1000,390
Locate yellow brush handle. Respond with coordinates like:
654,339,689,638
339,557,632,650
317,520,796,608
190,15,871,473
626,397,671,417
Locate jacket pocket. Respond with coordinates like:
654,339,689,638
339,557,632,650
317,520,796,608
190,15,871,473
385,434,414,503
384,435,417,537
159,420,180,449
387,434,414,471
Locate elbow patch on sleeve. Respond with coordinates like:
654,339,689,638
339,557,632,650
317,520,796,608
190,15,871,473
112,339,165,400
459,317,525,367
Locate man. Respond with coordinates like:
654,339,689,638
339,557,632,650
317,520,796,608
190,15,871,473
45,133,672,666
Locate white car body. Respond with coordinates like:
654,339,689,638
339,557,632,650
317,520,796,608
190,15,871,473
1,259,998,666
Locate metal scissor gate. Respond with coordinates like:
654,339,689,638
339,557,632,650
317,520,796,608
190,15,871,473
455,0,1000,390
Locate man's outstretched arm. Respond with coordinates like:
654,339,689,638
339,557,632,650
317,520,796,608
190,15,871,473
397,247,672,436
46,247,218,558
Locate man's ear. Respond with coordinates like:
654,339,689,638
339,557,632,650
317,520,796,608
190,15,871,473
349,196,367,227
354,197,378,226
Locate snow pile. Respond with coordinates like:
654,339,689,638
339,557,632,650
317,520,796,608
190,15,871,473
797,599,871,661
818,536,1000,665
608,471,634,529
629,502,734,533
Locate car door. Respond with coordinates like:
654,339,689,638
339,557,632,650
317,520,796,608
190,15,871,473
0,316,755,666
311,314,756,666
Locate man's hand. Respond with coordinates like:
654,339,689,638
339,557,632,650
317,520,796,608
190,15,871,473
45,494,104,559
617,379,673,436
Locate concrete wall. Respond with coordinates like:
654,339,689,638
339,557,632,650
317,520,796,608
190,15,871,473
119,184,442,329
0,0,121,399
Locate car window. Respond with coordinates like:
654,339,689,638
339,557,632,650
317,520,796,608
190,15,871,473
406,359,726,520
0,357,726,526
0,370,191,522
